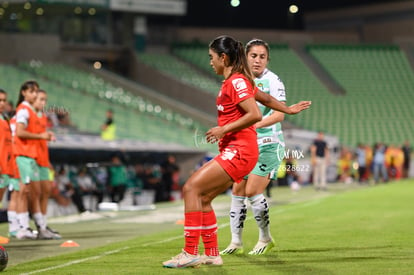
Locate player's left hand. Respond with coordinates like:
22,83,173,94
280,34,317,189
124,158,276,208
206,126,225,143
289,101,312,114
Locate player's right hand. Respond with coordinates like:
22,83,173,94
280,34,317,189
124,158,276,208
289,101,311,114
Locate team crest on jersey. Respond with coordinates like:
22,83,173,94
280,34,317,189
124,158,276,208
217,104,224,111
232,78,247,92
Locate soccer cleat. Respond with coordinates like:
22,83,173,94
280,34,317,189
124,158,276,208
37,228,56,240
220,243,244,255
46,226,60,234
201,254,223,266
46,227,62,239
163,249,202,268
51,232,62,240
16,228,37,240
8,231,17,238
248,239,275,255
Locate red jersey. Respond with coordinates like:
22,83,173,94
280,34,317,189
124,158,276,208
0,115,13,176
9,116,20,179
36,112,49,167
216,73,257,151
13,102,41,159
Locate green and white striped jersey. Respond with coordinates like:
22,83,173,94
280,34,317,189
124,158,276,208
255,68,286,147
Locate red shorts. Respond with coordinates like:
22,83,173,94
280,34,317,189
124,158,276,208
214,144,258,183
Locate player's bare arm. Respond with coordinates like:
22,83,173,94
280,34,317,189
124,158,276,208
256,107,285,129
255,90,311,114
206,97,261,143
16,123,53,140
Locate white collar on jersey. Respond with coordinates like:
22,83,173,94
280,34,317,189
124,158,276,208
256,68,269,79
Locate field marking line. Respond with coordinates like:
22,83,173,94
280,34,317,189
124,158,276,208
20,197,326,274
20,246,129,275
141,197,325,247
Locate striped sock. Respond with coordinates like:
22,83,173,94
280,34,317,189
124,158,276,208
184,211,202,255
201,210,219,256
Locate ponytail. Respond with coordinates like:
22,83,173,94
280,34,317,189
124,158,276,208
16,80,39,107
209,35,255,87
232,41,255,87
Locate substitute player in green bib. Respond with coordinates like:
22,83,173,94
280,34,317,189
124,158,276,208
221,39,293,256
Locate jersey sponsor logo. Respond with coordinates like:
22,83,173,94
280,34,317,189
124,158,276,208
216,104,224,111
238,92,248,99
232,78,247,92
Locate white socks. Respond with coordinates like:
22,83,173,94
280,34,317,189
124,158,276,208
229,193,272,245
7,211,19,233
33,212,46,230
249,194,271,241
17,212,30,229
229,195,247,245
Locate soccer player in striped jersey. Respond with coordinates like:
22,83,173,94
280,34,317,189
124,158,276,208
221,39,297,255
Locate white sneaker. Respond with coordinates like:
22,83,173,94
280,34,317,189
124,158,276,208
163,249,202,268
16,228,37,240
220,243,244,255
248,239,275,255
201,254,223,265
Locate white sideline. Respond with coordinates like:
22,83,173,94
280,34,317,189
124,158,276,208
20,246,129,275
21,197,324,274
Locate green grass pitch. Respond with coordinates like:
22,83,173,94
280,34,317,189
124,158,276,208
3,180,414,274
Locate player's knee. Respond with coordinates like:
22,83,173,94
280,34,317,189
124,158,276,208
200,193,214,207
182,181,200,198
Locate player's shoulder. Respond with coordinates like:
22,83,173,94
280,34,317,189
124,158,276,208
263,69,283,83
226,73,252,91
227,72,249,83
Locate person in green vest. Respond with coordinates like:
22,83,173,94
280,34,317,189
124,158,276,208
101,109,116,141
108,154,128,203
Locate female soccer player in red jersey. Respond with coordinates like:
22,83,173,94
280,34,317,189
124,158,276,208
0,89,12,201
14,81,55,240
7,114,22,237
163,35,262,268
33,89,60,239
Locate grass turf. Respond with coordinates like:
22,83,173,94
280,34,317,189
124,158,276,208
3,180,414,274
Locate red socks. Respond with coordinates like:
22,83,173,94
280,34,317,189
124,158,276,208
201,210,219,256
184,210,219,256
184,211,202,255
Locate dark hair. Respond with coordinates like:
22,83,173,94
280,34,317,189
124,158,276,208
16,80,39,107
0,88,6,95
209,35,255,86
246,38,270,61
38,89,46,94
